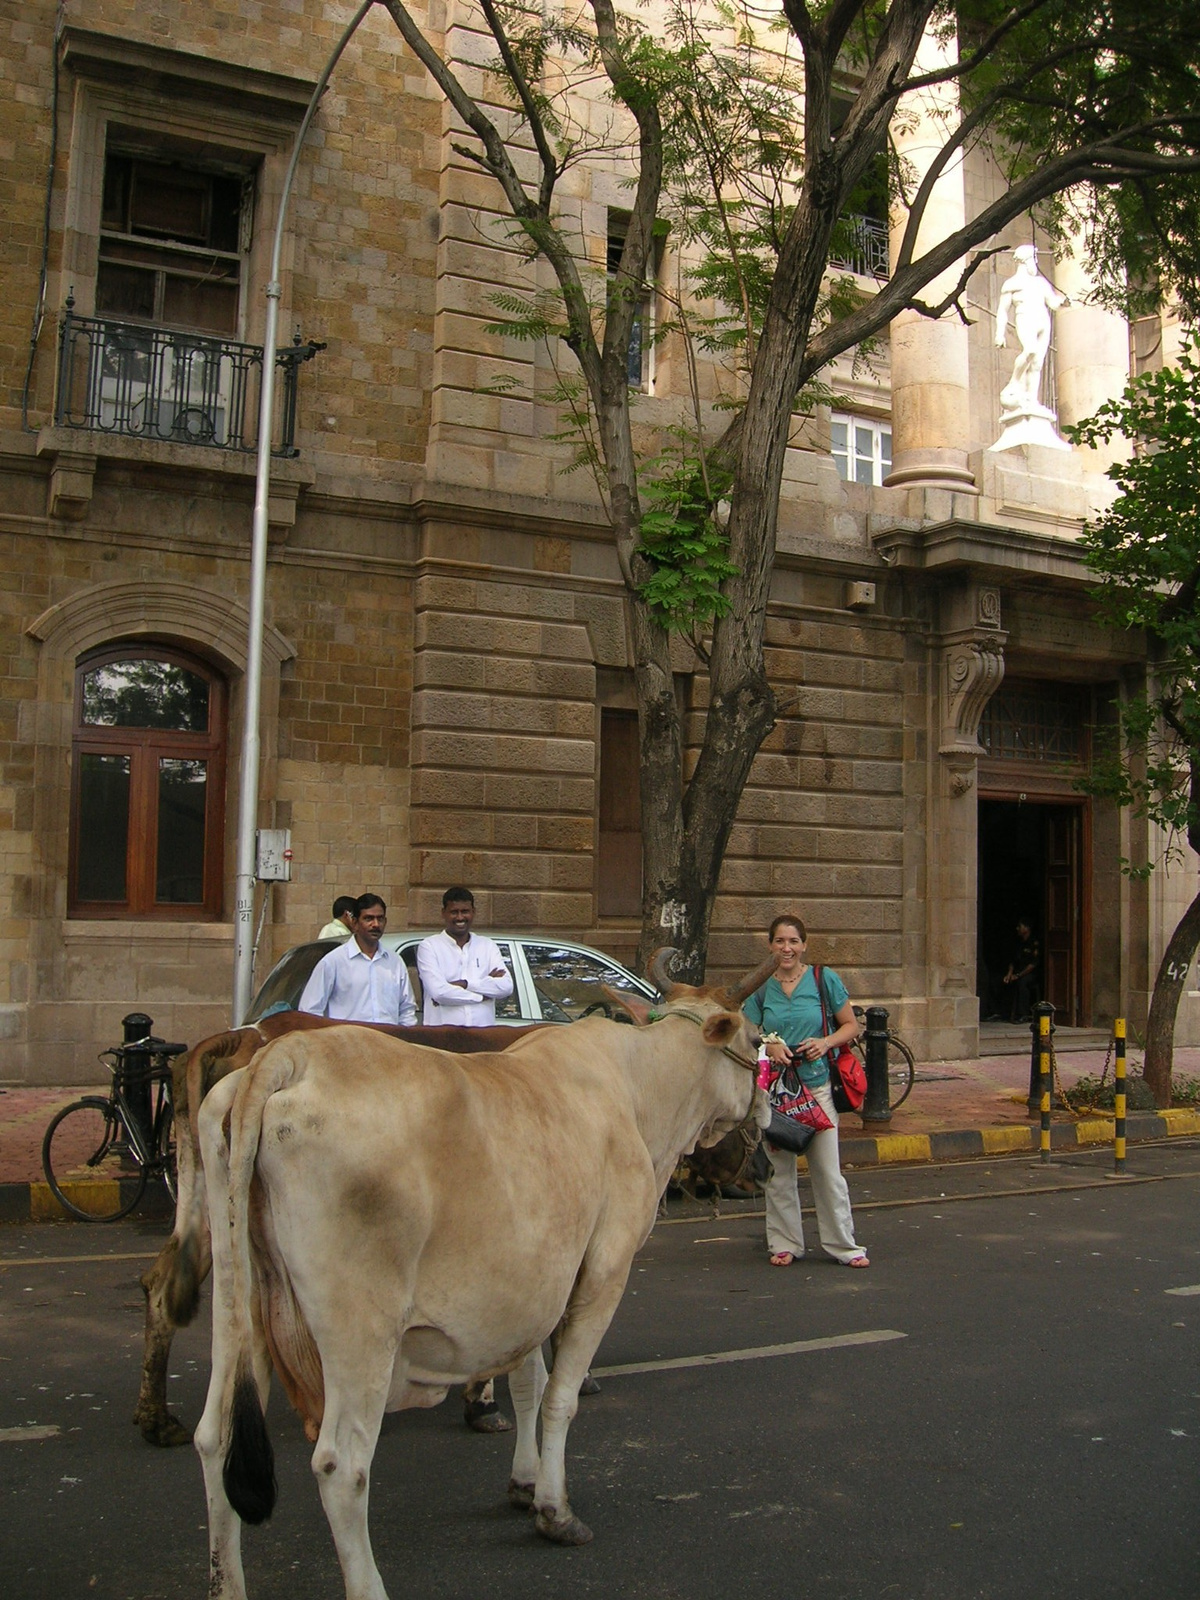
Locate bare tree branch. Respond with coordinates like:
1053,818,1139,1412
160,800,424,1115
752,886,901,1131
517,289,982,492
476,0,561,211
906,247,1004,320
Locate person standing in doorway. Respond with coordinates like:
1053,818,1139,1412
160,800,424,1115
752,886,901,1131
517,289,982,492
1002,918,1040,1023
299,893,417,1024
416,888,514,1025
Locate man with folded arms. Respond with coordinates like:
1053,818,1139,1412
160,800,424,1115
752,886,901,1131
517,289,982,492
416,887,514,1026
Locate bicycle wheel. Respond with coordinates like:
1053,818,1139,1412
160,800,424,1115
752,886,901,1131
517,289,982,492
42,1097,147,1222
157,1102,178,1205
884,1032,917,1108
851,1033,917,1110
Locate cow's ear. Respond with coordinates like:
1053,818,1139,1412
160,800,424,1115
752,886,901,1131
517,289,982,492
602,984,654,1025
701,1011,739,1046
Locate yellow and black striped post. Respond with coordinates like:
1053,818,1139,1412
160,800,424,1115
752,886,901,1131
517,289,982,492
1114,1019,1127,1175
1039,1010,1052,1163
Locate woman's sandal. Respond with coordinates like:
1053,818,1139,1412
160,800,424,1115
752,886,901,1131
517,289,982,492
845,1254,870,1268
768,1251,795,1267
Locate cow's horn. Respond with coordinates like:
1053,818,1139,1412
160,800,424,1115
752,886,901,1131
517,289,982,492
648,946,681,995
724,953,780,1009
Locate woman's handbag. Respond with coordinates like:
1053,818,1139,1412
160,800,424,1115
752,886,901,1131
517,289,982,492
764,1061,834,1154
815,966,867,1113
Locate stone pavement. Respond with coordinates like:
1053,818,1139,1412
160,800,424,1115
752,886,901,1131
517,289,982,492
4,1042,1200,1221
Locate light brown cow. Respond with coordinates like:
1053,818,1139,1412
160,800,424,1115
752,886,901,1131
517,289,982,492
133,1011,545,1446
194,950,773,1600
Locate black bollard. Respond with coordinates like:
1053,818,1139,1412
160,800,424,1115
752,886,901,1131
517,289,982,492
121,1010,155,1152
860,1005,892,1127
1026,1000,1055,1114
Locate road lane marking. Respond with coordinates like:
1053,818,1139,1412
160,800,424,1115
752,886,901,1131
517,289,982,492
0,1252,155,1269
592,1329,906,1378
0,1425,61,1442
1165,1285,1200,1296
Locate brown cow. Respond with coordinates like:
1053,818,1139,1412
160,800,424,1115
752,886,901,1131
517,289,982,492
133,1010,544,1445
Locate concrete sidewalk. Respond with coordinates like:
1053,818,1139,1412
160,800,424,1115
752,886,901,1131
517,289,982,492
4,1044,1200,1222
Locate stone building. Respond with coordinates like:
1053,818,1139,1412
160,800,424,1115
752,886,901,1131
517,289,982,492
0,2,1190,1084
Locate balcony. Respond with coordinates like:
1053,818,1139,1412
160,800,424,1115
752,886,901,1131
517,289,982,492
828,214,890,281
54,308,322,459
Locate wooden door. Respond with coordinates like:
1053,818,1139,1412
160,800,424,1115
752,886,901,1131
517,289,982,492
1043,806,1080,1024
597,709,642,918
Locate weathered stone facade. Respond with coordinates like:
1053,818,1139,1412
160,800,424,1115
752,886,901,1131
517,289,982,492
0,2,1191,1083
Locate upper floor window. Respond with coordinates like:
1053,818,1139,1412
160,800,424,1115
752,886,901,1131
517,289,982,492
607,212,664,392
70,647,226,918
978,680,1089,767
97,148,250,337
831,412,892,486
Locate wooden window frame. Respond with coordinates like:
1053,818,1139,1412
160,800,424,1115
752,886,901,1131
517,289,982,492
68,644,226,919
597,707,643,920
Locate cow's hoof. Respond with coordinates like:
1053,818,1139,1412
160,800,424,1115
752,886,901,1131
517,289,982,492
464,1400,513,1434
578,1373,601,1397
507,1478,536,1510
135,1412,193,1447
535,1508,594,1546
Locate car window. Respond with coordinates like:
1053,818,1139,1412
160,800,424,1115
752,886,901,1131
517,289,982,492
400,941,523,1022
521,943,648,1022
245,942,336,1021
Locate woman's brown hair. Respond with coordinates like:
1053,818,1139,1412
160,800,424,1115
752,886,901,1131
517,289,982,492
768,913,807,942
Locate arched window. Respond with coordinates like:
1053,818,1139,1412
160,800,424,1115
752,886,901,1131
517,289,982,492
70,646,226,917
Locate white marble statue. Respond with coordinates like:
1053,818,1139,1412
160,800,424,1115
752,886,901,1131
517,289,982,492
990,244,1071,451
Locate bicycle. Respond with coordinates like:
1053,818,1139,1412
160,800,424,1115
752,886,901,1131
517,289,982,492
850,1005,917,1109
42,1034,188,1222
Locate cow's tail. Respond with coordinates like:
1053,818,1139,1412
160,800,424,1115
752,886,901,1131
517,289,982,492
220,1043,296,1526
165,1029,263,1328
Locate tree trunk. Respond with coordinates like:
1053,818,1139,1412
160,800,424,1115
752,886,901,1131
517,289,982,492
1143,884,1200,1106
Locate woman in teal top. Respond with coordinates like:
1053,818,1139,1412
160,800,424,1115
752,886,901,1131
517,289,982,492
743,914,869,1269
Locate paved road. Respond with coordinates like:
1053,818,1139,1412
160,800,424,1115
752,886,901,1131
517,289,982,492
2,1142,1198,1599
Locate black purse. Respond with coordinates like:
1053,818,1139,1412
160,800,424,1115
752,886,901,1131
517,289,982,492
764,1109,818,1155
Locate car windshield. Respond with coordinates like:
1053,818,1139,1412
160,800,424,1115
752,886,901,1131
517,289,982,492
522,942,650,1022
245,942,334,1022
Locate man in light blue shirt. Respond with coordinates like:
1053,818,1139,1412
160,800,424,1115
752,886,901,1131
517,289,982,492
299,893,417,1025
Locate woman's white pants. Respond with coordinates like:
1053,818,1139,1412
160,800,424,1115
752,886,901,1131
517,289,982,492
764,1080,866,1263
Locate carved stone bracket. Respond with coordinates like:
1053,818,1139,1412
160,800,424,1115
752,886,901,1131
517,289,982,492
936,584,1006,776
940,633,1006,759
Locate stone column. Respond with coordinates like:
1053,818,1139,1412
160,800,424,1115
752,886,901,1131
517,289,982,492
884,30,977,495
1053,214,1130,473
924,581,1006,1053
424,0,547,497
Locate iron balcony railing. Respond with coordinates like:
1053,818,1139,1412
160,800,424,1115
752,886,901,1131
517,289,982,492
54,306,322,458
828,214,890,280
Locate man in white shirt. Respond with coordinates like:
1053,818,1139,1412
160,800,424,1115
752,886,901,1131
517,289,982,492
299,894,417,1025
416,887,517,1434
416,888,513,1027
316,894,357,941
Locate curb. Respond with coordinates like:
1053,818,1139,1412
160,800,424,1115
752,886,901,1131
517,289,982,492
0,1179,173,1225
833,1107,1200,1169
3,1110,1199,1223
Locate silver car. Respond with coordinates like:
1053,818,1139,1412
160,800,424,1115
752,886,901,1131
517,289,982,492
246,934,658,1026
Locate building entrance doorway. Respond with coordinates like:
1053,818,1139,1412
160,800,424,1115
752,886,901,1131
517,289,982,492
977,798,1087,1026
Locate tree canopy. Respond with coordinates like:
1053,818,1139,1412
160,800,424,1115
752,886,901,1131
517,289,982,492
380,0,1200,976
1070,349,1200,1100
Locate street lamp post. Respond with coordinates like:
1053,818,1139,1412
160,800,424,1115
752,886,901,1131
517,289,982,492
231,0,379,1024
